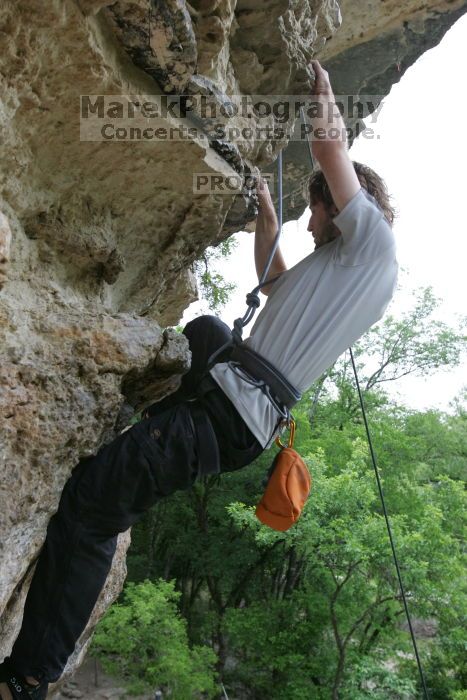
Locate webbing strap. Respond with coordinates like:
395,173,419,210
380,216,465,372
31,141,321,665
230,344,301,409
189,401,221,477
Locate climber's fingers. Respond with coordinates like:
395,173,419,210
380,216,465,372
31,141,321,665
257,176,270,194
311,60,333,96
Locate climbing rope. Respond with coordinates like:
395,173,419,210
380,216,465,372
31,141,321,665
231,149,284,344
208,104,429,697
206,152,285,368
349,348,430,698
228,107,430,697
300,107,430,698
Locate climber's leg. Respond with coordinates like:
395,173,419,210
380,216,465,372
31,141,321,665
145,314,232,416
5,315,256,685
143,313,264,473
179,314,232,395
0,660,46,700
8,402,199,684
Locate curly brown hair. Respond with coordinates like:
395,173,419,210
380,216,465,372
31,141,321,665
308,161,396,226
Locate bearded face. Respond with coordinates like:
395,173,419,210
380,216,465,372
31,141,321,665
307,200,340,249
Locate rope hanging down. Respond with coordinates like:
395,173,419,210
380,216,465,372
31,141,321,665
349,349,430,698
227,106,429,697
300,107,430,698
205,94,430,700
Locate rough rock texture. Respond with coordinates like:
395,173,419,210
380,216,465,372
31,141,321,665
1,0,466,689
279,0,467,219
0,212,12,289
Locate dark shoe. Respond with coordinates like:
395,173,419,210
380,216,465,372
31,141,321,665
0,659,49,700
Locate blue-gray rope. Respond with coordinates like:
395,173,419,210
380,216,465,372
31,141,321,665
231,150,284,344
207,152,284,368
349,348,430,698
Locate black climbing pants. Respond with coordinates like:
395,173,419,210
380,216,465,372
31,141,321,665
9,315,263,683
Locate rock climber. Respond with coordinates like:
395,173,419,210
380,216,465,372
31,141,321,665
0,60,397,700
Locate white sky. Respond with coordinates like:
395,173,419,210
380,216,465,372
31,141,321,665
183,14,467,412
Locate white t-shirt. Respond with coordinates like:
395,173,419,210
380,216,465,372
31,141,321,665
210,188,398,447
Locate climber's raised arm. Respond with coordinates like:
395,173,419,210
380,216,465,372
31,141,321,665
307,60,361,212
254,178,287,296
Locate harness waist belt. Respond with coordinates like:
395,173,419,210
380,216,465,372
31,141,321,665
230,344,301,409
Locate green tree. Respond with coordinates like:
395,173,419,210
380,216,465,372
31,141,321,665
225,437,466,699
195,238,237,312
90,579,218,698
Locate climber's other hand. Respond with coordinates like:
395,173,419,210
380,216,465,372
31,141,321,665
257,177,270,197
311,60,333,97
256,177,275,211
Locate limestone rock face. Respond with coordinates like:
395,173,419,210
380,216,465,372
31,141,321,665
0,212,12,289
0,0,465,686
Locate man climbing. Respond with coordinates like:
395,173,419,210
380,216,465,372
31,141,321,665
0,60,397,699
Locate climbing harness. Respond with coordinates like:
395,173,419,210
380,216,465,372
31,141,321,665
230,343,301,409
206,148,302,432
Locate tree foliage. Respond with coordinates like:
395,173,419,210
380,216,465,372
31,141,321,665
194,238,237,313
353,286,466,391
90,579,218,698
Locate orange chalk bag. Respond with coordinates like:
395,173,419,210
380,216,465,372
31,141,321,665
255,419,312,531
